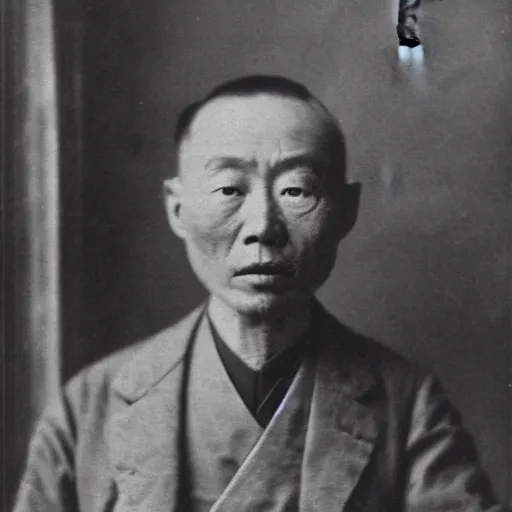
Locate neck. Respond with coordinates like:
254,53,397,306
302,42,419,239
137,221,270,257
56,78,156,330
207,296,314,371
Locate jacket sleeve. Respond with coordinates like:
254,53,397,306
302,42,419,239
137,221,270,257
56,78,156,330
405,374,504,511
13,391,78,512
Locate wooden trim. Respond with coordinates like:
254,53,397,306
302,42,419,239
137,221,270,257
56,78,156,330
1,0,69,506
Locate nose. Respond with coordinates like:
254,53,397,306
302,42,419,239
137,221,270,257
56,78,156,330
241,188,288,248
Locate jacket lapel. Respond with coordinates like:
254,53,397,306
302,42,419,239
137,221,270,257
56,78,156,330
300,304,380,511
106,306,205,512
104,300,380,511
211,356,317,512
210,301,380,512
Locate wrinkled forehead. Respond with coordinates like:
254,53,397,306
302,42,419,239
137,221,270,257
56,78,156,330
178,94,332,166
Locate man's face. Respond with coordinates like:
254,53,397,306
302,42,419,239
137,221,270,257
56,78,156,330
166,94,355,316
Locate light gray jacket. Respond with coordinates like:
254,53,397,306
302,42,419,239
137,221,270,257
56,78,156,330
14,302,503,511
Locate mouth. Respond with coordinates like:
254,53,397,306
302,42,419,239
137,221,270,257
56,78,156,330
234,262,295,278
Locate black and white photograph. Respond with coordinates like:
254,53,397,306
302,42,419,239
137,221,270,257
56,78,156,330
2,0,511,510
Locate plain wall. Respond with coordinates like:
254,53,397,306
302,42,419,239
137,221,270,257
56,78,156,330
64,0,511,502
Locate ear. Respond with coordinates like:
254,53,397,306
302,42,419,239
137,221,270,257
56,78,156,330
163,177,187,239
336,182,361,239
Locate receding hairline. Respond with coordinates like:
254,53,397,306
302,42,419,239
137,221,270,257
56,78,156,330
173,75,347,181
192,94,331,141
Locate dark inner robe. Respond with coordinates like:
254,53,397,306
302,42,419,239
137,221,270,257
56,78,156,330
207,314,306,427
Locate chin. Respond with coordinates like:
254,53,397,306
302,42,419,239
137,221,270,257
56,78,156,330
220,289,311,318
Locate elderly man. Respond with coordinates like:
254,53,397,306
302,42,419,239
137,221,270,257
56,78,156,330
15,75,503,512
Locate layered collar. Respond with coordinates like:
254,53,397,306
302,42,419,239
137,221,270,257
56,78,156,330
106,299,380,511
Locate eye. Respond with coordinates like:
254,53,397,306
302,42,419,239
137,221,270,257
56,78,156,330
216,186,243,196
281,187,312,198
279,187,318,214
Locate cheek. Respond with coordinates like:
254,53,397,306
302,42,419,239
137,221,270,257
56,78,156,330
181,201,237,258
288,207,341,261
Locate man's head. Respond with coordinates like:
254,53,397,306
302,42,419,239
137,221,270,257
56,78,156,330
164,75,359,317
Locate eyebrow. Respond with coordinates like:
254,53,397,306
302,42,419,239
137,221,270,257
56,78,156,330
272,155,323,173
205,156,256,173
205,154,324,175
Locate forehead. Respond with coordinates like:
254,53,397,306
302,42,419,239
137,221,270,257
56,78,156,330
179,94,330,164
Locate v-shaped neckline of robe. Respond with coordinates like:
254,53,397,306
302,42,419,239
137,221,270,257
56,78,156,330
206,312,309,427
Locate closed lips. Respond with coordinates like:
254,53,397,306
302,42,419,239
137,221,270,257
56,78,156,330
234,263,294,277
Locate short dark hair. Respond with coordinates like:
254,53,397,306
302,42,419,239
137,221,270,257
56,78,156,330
174,74,347,182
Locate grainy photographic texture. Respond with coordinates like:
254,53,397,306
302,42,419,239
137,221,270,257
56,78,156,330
3,0,511,510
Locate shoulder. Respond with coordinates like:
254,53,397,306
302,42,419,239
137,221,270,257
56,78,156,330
63,305,204,421
315,304,426,396
64,339,142,409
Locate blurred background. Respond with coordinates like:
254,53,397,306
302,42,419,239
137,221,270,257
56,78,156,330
3,0,511,508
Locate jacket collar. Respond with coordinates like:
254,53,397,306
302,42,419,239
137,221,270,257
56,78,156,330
111,304,205,402
300,302,380,510
311,300,376,400
111,299,375,404
107,299,380,511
